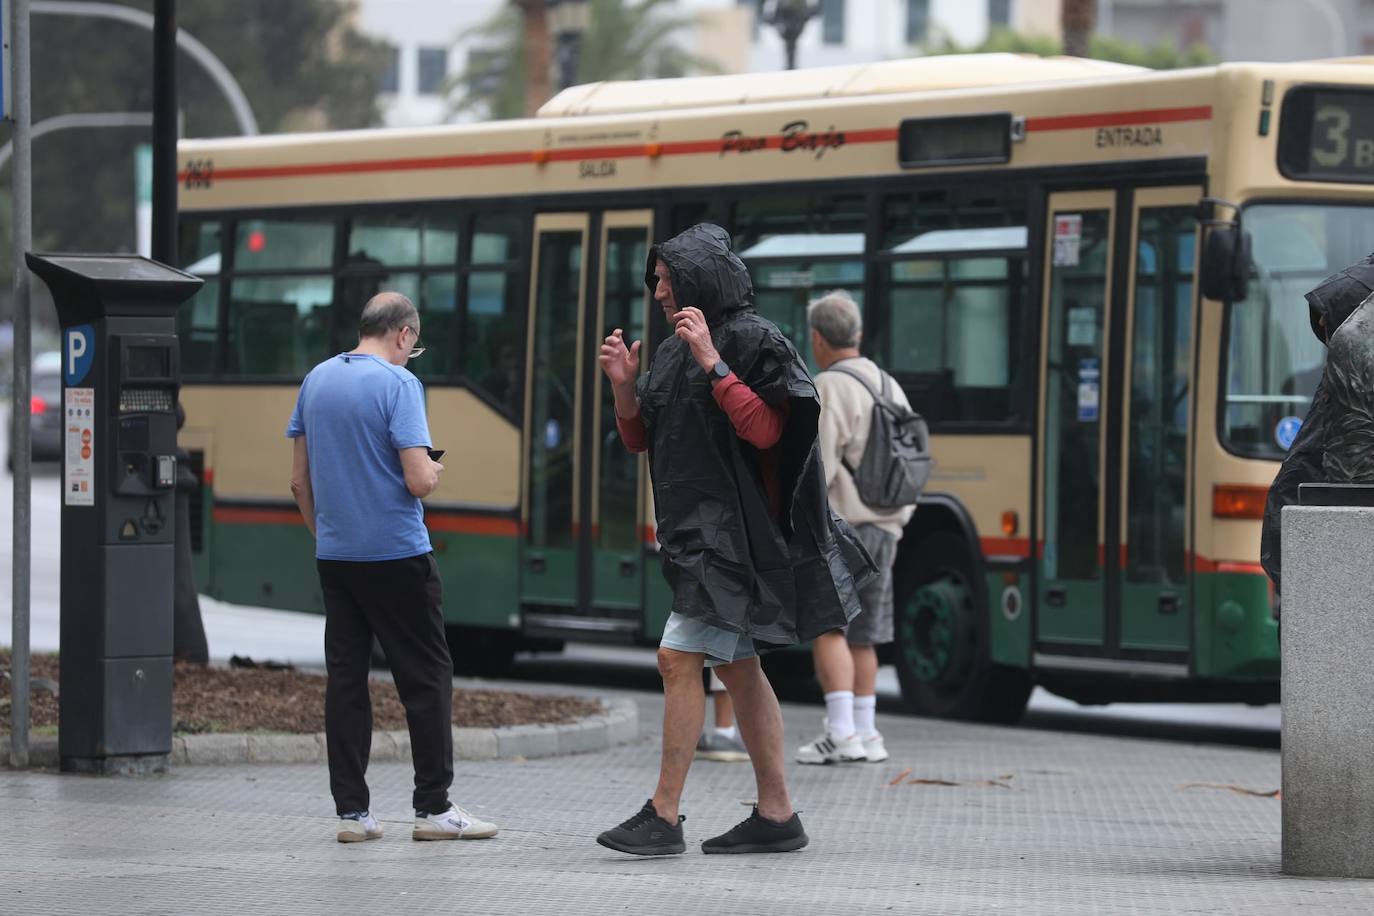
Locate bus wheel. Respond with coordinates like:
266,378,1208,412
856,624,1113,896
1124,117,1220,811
892,531,1031,724
446,626,517,678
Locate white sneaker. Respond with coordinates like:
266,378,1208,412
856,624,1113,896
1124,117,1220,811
796,721,866,765
862,733,889,763
413,804,499,841
337,811,383,843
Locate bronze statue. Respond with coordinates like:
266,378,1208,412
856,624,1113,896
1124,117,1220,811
1261,254,1374,594
1321,287,1374,483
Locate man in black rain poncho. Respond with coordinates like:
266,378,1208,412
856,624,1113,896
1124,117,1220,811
594,224,874,856
1261,254,1374,596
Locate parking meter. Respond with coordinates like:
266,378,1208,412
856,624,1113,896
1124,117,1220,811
26,253,202,774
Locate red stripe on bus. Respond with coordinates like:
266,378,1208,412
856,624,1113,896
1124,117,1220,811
213,504,519,536
1025,105,1212,132
1216,561,1266,576
980,536,1031,558
190,149,536,182
213,506,303,525
172,125,888,183
427,514,521,536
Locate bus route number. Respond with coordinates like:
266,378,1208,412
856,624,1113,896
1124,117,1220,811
184,159,214,190
1280,88,1374,183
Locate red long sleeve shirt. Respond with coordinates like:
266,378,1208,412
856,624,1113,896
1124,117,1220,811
616,372,787,517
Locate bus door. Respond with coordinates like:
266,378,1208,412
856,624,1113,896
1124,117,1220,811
1115,187,1200,655
521,210,653,637
1036,186,1199,662
1038,191,1116,649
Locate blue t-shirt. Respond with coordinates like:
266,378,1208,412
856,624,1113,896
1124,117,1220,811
286,353,433,561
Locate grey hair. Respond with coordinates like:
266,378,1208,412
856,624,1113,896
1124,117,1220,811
358,291,419,339
807,290,862,348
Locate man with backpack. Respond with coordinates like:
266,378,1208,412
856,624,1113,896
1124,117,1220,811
799,291,928,765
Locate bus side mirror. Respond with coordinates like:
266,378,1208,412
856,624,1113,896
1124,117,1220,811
1201,226,1251,303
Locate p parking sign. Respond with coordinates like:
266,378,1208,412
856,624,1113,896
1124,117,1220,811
65,324,93,386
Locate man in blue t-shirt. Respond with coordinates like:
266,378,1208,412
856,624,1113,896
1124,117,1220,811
287,291,498,845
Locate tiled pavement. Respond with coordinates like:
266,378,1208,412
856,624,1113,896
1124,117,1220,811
1,696,1367,916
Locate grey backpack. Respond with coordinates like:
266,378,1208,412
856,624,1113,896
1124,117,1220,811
829,364,931,511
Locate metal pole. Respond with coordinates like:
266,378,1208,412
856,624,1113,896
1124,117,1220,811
10,0,32,770
152,0,175,264
152,0,205,664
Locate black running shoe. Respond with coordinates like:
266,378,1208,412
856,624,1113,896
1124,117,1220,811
701,807,808,854
596,800,686,856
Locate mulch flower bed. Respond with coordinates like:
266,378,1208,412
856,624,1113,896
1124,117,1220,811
0,649,602,735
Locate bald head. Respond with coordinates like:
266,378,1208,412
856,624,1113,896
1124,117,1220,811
358,291,419,341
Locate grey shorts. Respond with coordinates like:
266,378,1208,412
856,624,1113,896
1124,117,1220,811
845,524,899,647
660,612,758,668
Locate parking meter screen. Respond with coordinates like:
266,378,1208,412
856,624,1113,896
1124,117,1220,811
127,345,171,380
1279,87,1374,183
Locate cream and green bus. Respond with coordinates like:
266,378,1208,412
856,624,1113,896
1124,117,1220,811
175,52,1374,721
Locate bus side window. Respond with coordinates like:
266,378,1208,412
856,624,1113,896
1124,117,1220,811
463,213,524,419
876,187,1030,427
733,193,867,373
177,218,223,377
225,217,337,379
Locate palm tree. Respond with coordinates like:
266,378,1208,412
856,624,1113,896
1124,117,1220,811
1061,0,1097,58
450,0,717,120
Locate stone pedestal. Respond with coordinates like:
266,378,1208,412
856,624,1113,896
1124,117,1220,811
1281,504,1374,878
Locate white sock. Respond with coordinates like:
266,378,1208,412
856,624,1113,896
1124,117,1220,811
854,694,878,739
713,725,738,740
824,690,856,740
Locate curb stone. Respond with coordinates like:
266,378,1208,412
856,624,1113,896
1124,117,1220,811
6,697,638,770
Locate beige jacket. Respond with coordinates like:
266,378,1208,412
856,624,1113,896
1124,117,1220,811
815,357,918,539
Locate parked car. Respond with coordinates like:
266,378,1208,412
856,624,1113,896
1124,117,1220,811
7,351,62,471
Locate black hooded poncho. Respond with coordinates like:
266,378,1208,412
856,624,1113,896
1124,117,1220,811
1260,253,1374,593
635,223,873,648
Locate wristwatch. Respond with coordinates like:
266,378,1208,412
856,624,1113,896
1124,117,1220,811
709,360,731,383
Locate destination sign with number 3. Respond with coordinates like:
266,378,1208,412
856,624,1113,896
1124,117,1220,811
1280,87,1374,183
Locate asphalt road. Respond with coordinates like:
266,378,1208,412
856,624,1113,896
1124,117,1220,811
0,452,1281,748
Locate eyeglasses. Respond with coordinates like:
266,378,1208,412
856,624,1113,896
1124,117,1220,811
403,326,425,359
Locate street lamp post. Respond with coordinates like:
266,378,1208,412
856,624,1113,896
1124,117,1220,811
548,0,590,91
765,0,819,71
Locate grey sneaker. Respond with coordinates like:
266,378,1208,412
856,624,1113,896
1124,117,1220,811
696,730,750,762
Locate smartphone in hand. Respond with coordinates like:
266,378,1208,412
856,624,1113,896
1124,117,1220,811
428,448,446,462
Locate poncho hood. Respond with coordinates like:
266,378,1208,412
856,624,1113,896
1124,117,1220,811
645,223,753,326
1305,253,1374,342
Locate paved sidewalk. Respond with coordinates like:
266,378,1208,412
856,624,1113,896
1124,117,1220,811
0,699,1362,915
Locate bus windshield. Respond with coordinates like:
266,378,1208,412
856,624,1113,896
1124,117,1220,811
1222,202,1374,458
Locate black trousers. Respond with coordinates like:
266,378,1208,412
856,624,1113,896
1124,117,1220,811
318,553,453,815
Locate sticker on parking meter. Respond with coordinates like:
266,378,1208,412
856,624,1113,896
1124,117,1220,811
64,325,94,387
64,388,95,506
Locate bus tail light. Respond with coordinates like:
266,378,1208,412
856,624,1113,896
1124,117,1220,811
1001,510,1019,536
30,395,47,415
1212,484,1267,519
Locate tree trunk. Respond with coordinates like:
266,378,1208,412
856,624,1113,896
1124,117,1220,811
1061,0,1097,58
516,0,551,116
